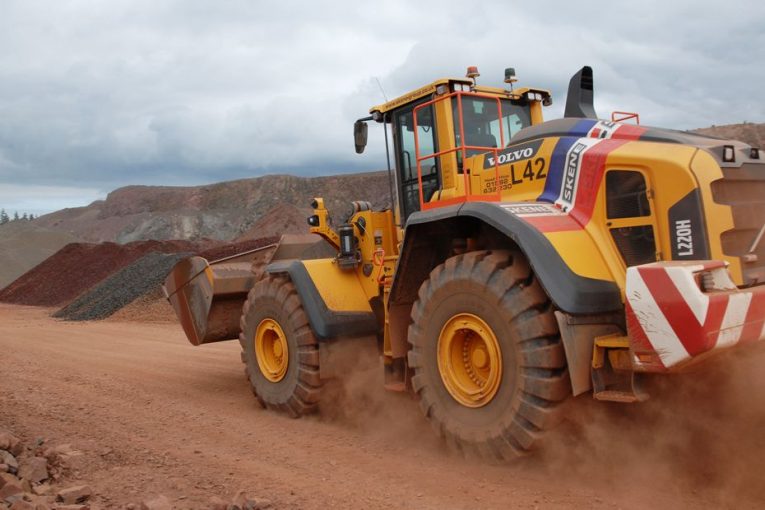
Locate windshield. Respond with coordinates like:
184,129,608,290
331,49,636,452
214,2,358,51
453,96,531,152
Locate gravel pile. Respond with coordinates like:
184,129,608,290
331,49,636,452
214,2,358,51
106,237,282,324
0,221,80,290
0,240,211,307
196,236,279,262
2,236,283,323
53,252,191,321
108,287,176,323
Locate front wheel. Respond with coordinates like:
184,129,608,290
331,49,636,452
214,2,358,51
239,275,322,417
407,250,570,459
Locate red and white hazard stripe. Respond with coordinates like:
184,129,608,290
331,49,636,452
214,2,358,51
587,121,620,139
586,120,647,141
625,261,765,371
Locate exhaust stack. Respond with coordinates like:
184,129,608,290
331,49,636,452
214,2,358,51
564,66,597,119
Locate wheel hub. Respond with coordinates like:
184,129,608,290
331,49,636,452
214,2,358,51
254,318,289,382
471,346,488,369
437,313,502,408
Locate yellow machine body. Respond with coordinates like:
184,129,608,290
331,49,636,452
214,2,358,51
165,66,765,404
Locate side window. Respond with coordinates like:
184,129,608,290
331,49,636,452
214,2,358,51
488,113,525,144
453,97,500,158
453,97,532,152
394,103,439,223
606,170,650,218
606,170,657,266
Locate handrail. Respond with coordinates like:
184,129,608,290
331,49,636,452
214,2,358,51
412,91,506,211
612,111,640,124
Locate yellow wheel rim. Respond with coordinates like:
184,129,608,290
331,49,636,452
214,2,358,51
254,318,289,382
437,313,502,408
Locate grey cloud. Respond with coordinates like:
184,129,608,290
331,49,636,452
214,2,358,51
0,0,763,212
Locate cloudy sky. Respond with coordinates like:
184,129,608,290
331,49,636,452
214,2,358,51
0,0,763,215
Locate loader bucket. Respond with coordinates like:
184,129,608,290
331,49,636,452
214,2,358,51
163,234,331,346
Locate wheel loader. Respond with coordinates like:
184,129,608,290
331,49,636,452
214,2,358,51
164,65,765,459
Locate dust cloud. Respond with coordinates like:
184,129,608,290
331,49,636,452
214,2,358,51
315,338,442,452
538,342,765,507
316,336,765,507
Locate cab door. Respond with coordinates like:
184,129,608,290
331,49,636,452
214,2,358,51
392,100,440,224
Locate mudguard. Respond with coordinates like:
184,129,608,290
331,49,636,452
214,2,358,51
390,201,622,315
265,259,379,340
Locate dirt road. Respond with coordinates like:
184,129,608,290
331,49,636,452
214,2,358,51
1,304,763,509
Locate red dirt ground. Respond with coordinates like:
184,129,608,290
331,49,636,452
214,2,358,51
2,304,765,509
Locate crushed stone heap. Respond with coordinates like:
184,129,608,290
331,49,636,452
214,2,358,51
53,252,192,321
0,240,213,307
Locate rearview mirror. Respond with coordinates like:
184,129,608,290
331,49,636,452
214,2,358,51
354,120,368,154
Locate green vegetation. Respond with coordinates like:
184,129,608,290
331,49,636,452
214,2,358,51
0,209,35,224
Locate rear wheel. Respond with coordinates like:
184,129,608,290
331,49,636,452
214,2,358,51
407,250,570,459
239,275,322,417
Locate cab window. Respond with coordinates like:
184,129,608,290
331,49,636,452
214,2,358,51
606,170,657,266
606,170,650,218
453,97,531,156
394,101,439,223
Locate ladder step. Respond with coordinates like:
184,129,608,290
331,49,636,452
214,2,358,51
593,390,647,403
383,381,407,392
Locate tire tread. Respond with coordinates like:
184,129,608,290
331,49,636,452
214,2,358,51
239,275,323,417
407,250,570,459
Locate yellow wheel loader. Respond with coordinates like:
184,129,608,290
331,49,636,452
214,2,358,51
164,66,765,458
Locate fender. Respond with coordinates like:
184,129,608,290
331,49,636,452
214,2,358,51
266,259,378,340
389,202,622,315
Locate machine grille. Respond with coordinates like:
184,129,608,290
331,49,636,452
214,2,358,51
610,226,657,267
711,162,765,285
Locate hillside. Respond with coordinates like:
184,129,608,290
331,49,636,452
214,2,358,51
33,171,392,243
0,221,81,289
692,122,765,148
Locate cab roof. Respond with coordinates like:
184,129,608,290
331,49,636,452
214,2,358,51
369,77,549,116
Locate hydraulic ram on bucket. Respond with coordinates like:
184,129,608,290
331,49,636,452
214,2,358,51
163,234,330,345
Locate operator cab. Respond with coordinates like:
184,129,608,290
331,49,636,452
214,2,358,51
355,67,551,225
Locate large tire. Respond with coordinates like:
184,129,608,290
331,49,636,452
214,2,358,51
239,275,322,417
407,250,570,459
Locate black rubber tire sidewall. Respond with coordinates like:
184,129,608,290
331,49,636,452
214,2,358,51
419,278,521,430
241,288,302,405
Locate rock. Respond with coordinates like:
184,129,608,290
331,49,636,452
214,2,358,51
250,498,272,510
0,431,22,457
54,506,89,510
139,495,172,510
0,481,23,503
4,495,22,507
56,485,92,504
0,465,7,473
0,453,17,475
231,490,272,510
30,484,50,497
208,495,228,510
17,458,47,485
0,472,19,489
9,500,33,510
43,444,78,462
